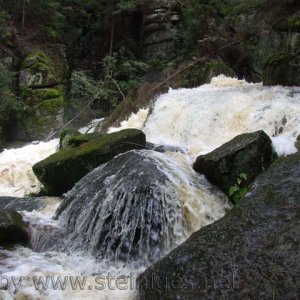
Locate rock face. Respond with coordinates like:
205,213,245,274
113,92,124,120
263,52,300,86
143,0,180,60
139,152,300,300
18,47,67,141
0,209,28,246
32,129,146,195
193,131,277,196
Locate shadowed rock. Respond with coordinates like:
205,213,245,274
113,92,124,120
0,209,29,246
193,130,277,196
139,152,300,300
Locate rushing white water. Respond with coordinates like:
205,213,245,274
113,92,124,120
108,109,149,133
0,140,59,197
1,75,299,300
0,118,103,198
110,75,300,157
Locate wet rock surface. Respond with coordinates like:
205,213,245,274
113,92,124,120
0,196,54,212
193,130,277,196
55,150,189,266
139,152,300,300
0,209,29,246
33,129,146,195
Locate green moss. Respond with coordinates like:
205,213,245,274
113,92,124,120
59,129,81,149
21,93,64,140
37,96,64,115
22,51,52,69
20,50,62,88
23,88,63,106
33,129,146,195
68,133,105,148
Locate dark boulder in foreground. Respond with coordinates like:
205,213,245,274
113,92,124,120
193,130,277,197
139,152,300,300
33,129,146,195
0,209,28,246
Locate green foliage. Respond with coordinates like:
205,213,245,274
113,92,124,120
70,70,100,103
178,1,225,56
229,173,249,205
69,49,148,116
0,10,10,40
224,0,265,16
0,64,23,125
116,0,139,13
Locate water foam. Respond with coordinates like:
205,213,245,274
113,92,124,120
109,75,300,157
0,140,58,197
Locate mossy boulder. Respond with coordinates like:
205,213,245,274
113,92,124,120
139,152,300,299
33,129,146,195
0,209,29,246
21,87,63,106
59,129,81,150
19,50,62,88
193,131,277,198
263,52,300,86
67,133,105,149
59,130,106,150
20,51,56,88
20,89,64,141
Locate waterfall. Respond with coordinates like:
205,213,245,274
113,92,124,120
0,119,101,198
0,75,299,300
144,76,300,156
55,150,229,268
110,75,300,157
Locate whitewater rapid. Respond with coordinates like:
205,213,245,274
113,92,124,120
0,140,59,197
0,75,299,300
110,75,300,157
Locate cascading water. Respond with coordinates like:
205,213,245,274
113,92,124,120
0,76,299,299
54,150,228,268
110,75,300,156
0,140,58,197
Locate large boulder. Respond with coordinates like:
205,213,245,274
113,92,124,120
18,47,68,141
54,150,228,265
64,132,105,149
139,152,300,299
20,87,64,141
0,209,28,246
263,52,300,86
193,131,277,199
32,129,146,195
54,150,189,264
19,49,67,89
